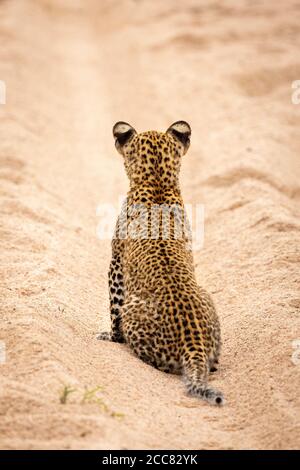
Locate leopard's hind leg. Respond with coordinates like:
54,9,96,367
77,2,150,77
121,295,163,368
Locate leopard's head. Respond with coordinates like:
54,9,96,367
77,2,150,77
112,121,191,188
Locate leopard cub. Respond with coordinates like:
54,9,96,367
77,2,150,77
98,121,224,406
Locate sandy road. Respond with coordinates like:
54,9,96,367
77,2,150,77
0,0,300,449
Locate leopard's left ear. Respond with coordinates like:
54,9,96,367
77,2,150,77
113,121,137,154
166,121,191,154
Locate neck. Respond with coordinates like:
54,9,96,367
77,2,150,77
129,180,182,203
129,176,181,192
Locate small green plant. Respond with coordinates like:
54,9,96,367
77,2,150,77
81,385,125,419
59,385,76,404
111,411,125,419
81,386,114,415
81,385,104,404
59,384,124,419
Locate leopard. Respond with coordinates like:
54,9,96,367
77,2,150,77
98,120,224,405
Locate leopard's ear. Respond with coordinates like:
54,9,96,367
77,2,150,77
166,121,191,154
113,121,136,153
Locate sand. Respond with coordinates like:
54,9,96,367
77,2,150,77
0,0,300,450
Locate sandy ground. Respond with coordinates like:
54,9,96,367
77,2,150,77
0,0,300,450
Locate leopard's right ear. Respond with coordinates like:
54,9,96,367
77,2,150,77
113,121,136,154
166,121,191,155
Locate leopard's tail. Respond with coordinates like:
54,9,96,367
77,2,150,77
182,352,224,406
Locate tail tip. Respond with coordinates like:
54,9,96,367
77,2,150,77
214,394,225,406
206,389,225,406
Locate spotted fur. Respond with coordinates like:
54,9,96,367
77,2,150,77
98,121,224,405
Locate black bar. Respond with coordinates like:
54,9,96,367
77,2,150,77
0,450,298,467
